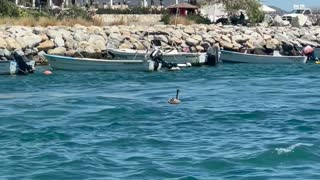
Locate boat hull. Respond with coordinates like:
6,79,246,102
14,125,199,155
0,60,35,75
44,54,160,72
220,50,307,64
108,49,207,66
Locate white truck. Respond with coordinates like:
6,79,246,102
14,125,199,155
282,6,312,22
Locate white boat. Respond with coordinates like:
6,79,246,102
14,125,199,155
0,60,35,75
107,48,207,66
44,54,161,72
220,50,307,64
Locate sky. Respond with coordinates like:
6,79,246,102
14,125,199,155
262,0,320,11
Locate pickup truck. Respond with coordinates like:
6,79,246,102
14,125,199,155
282,8,312,22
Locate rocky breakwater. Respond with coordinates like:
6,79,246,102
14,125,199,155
0,24,320,64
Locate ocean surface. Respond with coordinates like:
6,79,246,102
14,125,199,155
1,64,320,179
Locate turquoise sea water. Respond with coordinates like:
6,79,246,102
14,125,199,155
1,64,320,179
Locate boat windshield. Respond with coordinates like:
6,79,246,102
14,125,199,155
291,9,304,14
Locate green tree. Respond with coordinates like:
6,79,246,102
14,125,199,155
204,0,264,24
0,0,20,17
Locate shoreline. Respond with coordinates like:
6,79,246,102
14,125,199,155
0,24,319,64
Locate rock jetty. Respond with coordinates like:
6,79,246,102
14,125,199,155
0,24,320,64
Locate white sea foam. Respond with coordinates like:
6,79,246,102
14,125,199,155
275,143,314,155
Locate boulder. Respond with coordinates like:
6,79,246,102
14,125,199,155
0,49,5,57
154,35,168,44
263,14,273,25
48,47,66,55
219,40,234,49
24,35,42,48
297,39,320,47
186,38,200,46
74,32,86,42
79,41,90,49
184,27,195,35
37,40,54,51
5,37,21,50
196,45,204,52
65,50,77,57
88,34,105,44
92,40,107,51
133,42,145,50
54,36,65,47
169,37,183,46
266,39,280,50
191,35,202,42
221,35,232,43
41,34,49,41
46,29,62,39
0,37,8,49
119,41,133,49
291,15,308,27
232,34,249,43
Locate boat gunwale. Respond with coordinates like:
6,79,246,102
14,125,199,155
220,50,306,59
44,54,147,63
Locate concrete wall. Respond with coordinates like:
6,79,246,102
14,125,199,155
94,14,163,26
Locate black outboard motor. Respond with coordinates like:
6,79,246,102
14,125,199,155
206,46,220,66
150,48,163,71
13,52,34,75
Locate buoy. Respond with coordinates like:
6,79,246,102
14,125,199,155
316,61,320,64
43,70,52,75
168,89,181,104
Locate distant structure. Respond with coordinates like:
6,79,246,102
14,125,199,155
12,0,201,9
167,2,198,16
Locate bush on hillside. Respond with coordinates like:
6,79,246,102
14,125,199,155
0,0,20,17
56,6,91,20
188,14,211,24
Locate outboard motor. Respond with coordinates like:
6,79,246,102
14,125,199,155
206,45,220,66
150,48,163,71
13,52,34,75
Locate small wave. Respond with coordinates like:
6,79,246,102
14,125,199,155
275,143,314,155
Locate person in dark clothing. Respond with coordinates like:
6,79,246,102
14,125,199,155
239,11,245,25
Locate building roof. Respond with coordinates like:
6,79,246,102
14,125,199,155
167,2,198,9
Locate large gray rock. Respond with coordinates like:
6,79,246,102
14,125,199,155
37,40,54,51
266,39,280,49
186,38,200,46
5,37,21,50
22,35,42,48
54,37,65,47
48,47,66,55
74,32,87,42
0,37,8,49
88,34,105,44
184,27,195,35
273,15,290,26
154,35,168,44
47,29,62,39
297,38,320,47
291,15,308,27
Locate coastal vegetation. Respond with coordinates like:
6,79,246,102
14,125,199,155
204,0,265,24
0,0,101,26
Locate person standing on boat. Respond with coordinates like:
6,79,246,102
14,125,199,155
302,45,319,62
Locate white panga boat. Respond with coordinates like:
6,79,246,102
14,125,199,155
220,50,308,64
0,60,35,75
107,48,207,66
44,54,162,72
